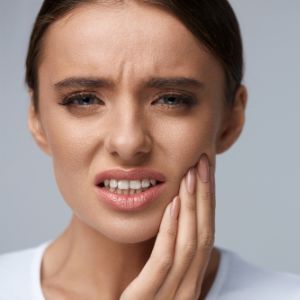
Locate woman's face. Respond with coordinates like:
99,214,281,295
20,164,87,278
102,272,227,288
30,2,239,243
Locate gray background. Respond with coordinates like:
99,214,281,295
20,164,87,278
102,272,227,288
1,1,299,274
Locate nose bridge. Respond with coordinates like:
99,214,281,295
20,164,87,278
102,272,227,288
104,96,151,160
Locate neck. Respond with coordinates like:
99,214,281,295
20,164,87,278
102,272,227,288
41,215,220,299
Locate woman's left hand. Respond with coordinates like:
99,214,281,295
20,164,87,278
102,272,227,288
120,153,216,300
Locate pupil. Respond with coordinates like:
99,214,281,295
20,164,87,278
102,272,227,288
82,97,90,105
166,96,176,104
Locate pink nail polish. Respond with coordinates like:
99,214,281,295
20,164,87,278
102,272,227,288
197,153,210,183
185,167,196,194
170,196,179,218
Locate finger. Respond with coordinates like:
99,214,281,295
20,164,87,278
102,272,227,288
196,154,215,252
175,153,216,299
120,196,180,300
155,167,198,299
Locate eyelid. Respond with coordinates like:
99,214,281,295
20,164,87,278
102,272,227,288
154,91,197,105
59,91,102,105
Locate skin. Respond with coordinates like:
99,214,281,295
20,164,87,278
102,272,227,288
27,1,247,299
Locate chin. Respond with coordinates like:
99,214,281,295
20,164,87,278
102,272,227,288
71,196,165,244
79,211,160,244
107,230,157,244
102,217,160,244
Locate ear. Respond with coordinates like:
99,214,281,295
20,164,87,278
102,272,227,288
216,85,248,154
27,96,52,156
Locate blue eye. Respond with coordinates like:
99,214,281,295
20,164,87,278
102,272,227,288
59,92,196,110
156,94,195,108
59,93,103,106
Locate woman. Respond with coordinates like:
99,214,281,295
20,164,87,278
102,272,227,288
1,0,300,299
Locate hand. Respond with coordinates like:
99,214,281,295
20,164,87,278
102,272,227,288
120,153,216,300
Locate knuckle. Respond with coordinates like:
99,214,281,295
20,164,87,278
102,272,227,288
201,190,214,201
154,255,173,273
165,224,177,238
185,198,196,210
198,232,214,249
181,241,197,260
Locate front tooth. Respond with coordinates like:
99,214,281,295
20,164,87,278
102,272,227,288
130,180,142,189
109,179,118,189
118,180,129,189
141,179,150,188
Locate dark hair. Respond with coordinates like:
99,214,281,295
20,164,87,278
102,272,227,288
25,0,244,112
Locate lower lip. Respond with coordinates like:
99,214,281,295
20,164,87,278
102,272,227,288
95,183,166,211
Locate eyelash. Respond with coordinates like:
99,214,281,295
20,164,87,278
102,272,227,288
59,93,102,107
58,92,196,109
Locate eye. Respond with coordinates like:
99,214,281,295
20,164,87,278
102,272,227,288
155,93,196,109
59,93,104,107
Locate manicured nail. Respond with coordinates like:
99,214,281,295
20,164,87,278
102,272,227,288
185,167,196,194
170,196,179,219
197,153,210,183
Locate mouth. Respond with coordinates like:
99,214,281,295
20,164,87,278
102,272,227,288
94,168,166,211
97,179,164,195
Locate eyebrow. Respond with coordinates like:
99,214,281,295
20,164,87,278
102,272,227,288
54,76,204,90
54,77,115,89
145,77,204,89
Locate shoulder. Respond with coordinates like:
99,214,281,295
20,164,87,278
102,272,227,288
0,241,50,300
213,248,300,300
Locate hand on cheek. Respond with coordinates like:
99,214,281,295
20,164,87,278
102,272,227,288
120,153,215,300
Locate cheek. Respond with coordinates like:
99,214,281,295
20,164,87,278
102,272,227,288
154,113,218,172
40,112,98,201
48,122,92,169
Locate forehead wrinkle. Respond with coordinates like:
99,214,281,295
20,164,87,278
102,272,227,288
39,1,220,97
38,0,206,85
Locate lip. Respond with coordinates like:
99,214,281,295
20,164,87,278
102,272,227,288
95,183,166,211
94,168,166,186
94,168,167,211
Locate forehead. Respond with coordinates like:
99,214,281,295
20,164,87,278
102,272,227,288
39,1,223,87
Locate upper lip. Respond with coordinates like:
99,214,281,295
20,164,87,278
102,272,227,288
94,168,166,186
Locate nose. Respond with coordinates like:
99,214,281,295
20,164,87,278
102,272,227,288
104,101,152,163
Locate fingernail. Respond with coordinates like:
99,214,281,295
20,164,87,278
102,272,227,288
185,167,196,194
170,196,179,219
197,153,210,183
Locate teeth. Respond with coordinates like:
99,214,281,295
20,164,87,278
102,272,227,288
130,180,142,189
118,180,130,189
110,179,118,188
141,179,150,188
104,179,157,190
150,179,156,185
